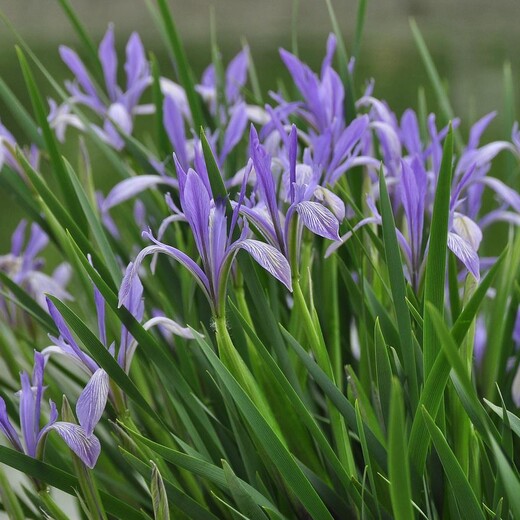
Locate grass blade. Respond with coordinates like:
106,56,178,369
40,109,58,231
192,331,334,520
0,447,144,520
379,170,418,407
153,0,204,129
422,124,453,376
422,407,485,519
388,378,414,520
409,19,462,149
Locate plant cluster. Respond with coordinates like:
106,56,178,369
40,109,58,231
0,1,520,518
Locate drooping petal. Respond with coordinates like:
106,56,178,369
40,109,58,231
102,175,177,212
447,231,480,281
47,422,101,469
46,298,99,374
294,201,340,241
233,239,292,291
142,316,196,339
76,369,109,436
118,239,211,309
313,186,345,221
480,176,520,213
452,213,482,251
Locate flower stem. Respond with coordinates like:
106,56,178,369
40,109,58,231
214,315,284,441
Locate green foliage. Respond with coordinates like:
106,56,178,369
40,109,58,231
0,1,519,519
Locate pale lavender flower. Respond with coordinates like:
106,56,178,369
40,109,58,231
119,153,292,317
237,125,341,269
266,36,374,185
49,25,151,149
0,121,40,176
333,104,518,285
0,352,104,469
44,261,193,379
196,48,249,118
0,221,71,322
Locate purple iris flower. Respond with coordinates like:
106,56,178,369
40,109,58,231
119,153,292,318
333,101,518,286
0,221,71,322
267,36,375,185
43,262,194,379
49,25,151,149
0,121,40,176
236,125,341,270
196,48,250,118
0,352,104,469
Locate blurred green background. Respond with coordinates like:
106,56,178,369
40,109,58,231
1,0,520,247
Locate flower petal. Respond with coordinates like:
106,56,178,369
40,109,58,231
59,46,98,100
452,213,482,251
99,25,118,100
102,175,177,212
48,422,101,469
295,201,340,241
447,231,480,281
234,239,292,291
225,48,249,103
118,238,211,309
219,102,247,164
76,369,109,436
164,95,188,169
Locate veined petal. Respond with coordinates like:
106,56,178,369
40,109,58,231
452,213,482,251
46,298,100,374
19,371,37,457
47,422,101,469
182,170,211,261
313,186,345,221
447,231,480,281
233,239,292,291
295,201,340,241
118,239,211,309
76,369,109,436
233,203,278,246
